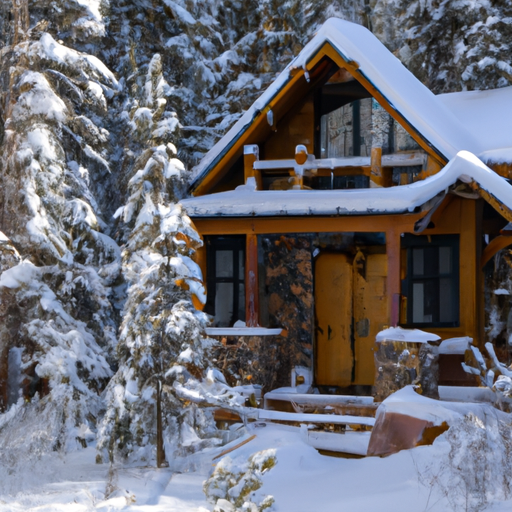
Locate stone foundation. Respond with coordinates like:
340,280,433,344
210,334,291,394
373,341,439,402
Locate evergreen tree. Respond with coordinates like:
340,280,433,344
97,56,243,465
375,0,512,93
0,1,121,454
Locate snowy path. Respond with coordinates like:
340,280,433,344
2,422,512,512
0,445,211,512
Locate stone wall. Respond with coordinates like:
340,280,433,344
210,334,285,395
261,235,314,384
211,234,315,394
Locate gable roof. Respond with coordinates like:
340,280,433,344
438,86,512,165
190,18,488,195
182,151,512,220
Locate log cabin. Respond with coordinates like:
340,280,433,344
181,18,512,395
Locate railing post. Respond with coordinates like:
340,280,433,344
244,145,262,189
370,146,383,187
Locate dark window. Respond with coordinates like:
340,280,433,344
205,236,245,327
402,234,459,328
310,174,370,190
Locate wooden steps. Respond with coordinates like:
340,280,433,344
263,391,378,418
258,409,375,427
261,391,378,456
264,391,374,410
304,430,371,457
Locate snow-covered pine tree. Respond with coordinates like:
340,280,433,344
381,0,512,93
97,55,243,466
102,0,368,173
0,1,121,461
255,0,368,74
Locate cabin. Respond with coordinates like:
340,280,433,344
181,18,512,398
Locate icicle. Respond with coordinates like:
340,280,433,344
303,66,310,83
266,109,274,127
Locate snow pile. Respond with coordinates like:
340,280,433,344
204,449,276,512
3,417,512,511
0,398,97,496
376,326,440,343
438,337,471,355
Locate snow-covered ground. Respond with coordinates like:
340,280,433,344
2,416,512,512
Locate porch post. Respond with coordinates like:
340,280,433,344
245,234,259,327
387,228,401,327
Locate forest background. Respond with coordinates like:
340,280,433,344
1,0,512,470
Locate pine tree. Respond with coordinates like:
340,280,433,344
97,56,243,466
377,0,512,93
0,0,121,455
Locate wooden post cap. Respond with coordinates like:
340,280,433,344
295,144,308,165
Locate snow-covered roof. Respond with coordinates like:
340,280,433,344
182,151,512,218
438,86,512,164
191,18,497,191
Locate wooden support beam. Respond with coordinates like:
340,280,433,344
460,199,478,344
245,234,259,327
386,228,401,327
193,214,421,236
469,180,512,223
415,155,443,182
481,235,512,268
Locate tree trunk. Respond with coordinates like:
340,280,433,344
156,380,165,467
12,0,29,45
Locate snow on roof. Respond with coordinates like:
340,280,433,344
191,18,488,187
438,86,512,164
182,151,512,217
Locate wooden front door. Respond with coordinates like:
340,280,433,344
315,253,354,387
315,251,388,388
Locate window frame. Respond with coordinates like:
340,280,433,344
204,235,246,327
401,234,460,328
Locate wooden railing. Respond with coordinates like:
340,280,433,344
244,144,428,189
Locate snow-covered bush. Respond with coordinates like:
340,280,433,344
415,412,512,512
204,449,276,512
461,342,512,411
